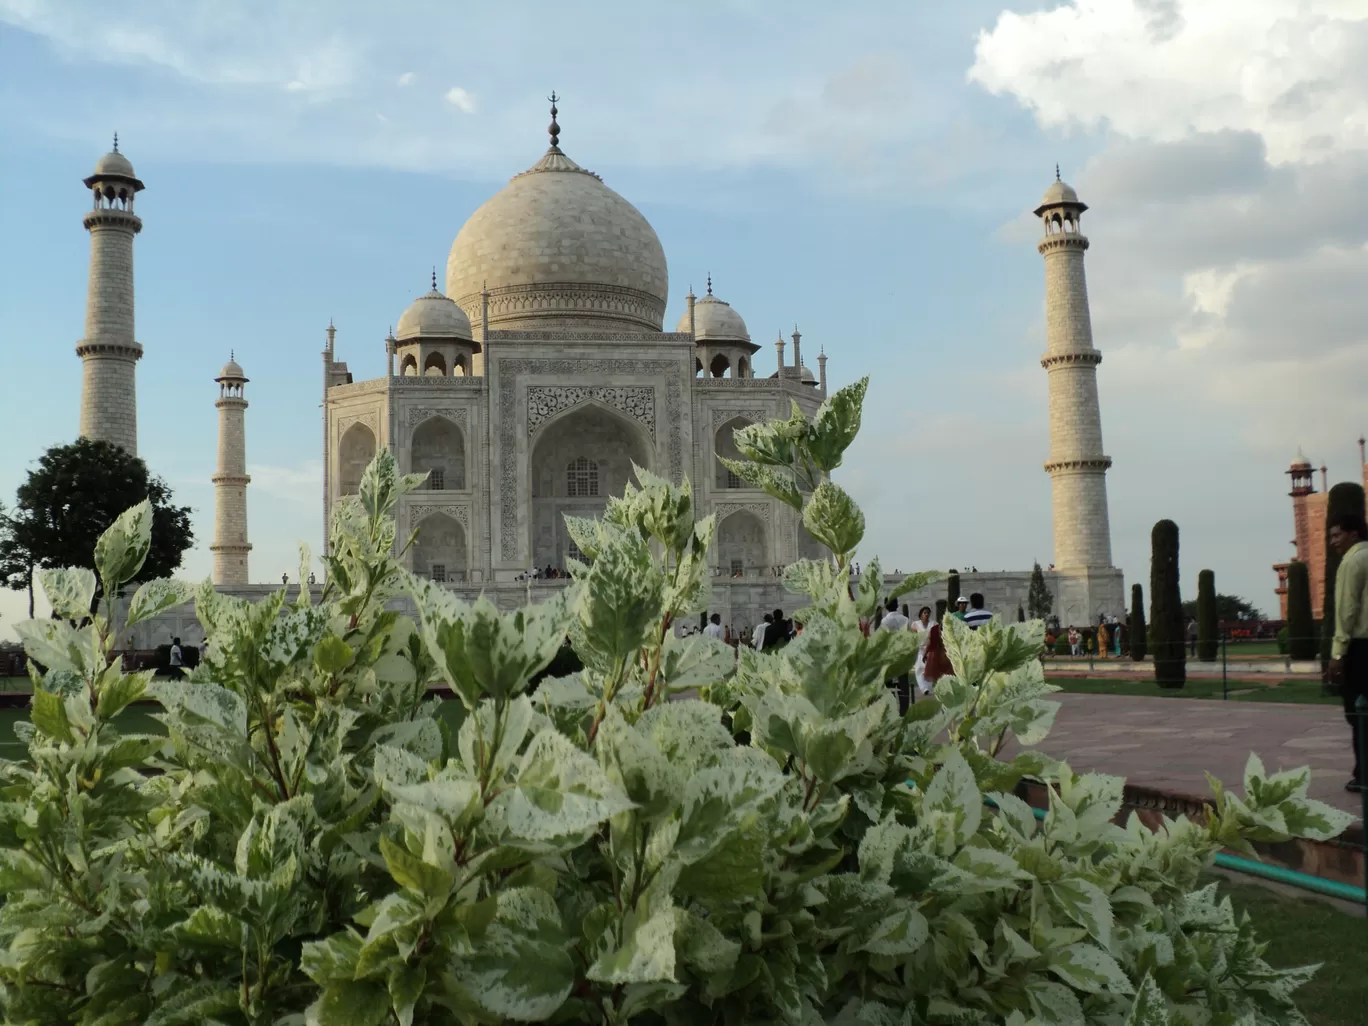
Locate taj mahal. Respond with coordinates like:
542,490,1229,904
67,103,1124,648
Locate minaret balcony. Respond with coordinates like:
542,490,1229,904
1040,351,1102,369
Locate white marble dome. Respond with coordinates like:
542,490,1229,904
446,145,668,333
93,149,136,178
216,357,246,380
677,290,750,342
397,285,473,342
1037,177,1083,210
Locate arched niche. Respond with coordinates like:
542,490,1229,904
714,416,753,490
339,423,376,496
411,415,465,491
400,354,418,376
412,512,466,582
737,355,751,378
717,509,766,577
423,352,446,377
529,403,652,570
710,353,730,378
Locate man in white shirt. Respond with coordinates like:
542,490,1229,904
877,597,911,712
753,614,771,650
169,637,184,673
703,613,724,640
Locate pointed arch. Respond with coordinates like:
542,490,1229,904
710,353,730,378
714,416,754,490
423,352,446,377
400,353,418,376
412,512,467,582
411,415,465,491
717,509,766,577
339,422,376,496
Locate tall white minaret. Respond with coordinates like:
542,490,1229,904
211,355,252,585
78,135,144,454
1035,169,1114,572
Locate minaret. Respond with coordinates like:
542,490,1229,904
1035,169,1114,573
211,354,252,585
817,346,828,396
77,135,144,454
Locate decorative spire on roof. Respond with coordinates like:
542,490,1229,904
113,132,119,153
230,349,235,361
706,272,712,296
1055,163,1060,182
547,91,561,151
431,267,438,291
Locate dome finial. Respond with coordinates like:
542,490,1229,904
547,91,561,151
1055,163,1060,182
230,348,234,361
706,272,712,296
432,267,438,290
113,132,119,153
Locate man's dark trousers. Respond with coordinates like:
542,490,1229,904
1345,639,1368,785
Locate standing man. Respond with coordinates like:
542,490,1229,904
703,613,724,641
1328,510,1368,793
168,636,184,675
953,596,969,621
753,613,772,651
963,593,993,631
877,596,911,713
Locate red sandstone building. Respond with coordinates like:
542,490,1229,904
1272,439,1368,619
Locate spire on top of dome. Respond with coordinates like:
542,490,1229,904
113,132,119,153
548,91,561,152
706,272,712,296
1055,162,1060,182
432,267,438,291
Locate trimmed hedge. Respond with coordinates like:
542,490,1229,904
1285,560,1317,661
1150,519,1186,688
1129,583,1147,661
1196,569,1218,661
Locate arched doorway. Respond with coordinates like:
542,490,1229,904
529,404,652,570
411,416,465,491
709,353,730,379
714,417,753,490
400,354,418,376
339,423,376,496
412,512,467,582
717,510,766,577
423,352,446,377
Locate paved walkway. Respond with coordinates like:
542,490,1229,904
1004,693,1360,817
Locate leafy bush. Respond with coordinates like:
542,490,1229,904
1052,633,1071,656
0,380,1351,1025
1276,626,1290,656
1150,520,1186,688
1026,561,1052,621
1285,561,1317,661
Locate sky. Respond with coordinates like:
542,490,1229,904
1,0,1366,636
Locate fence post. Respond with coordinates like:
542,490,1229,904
1358,695,1367,903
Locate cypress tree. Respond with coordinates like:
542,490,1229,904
1285,561,1316,660
1321,482,1366,669
1026,562,1053,620
946,571,960,609
935,598,948,623
1017,604,1026,622
1196,569,1218,661
1150,519,1185,688
1129,583,1147,661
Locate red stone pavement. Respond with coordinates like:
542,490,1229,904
1001,693,1362,818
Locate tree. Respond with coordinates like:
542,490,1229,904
1196,569,1218,661
946,570,960,608
1026,561,1053,620
1285,561,1317,660
1,438,193,611
1321,482,1366,671
1017,603,1026,622
1129,582,1147,661
935,598,948,623
1150,519,1185,687
1180,593,1265,622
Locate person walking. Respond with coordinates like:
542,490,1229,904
912,606,934,695
703,613,724,641
953,596,969,621
921,621,953,691
1327,510,1368,793
877,596,911,712
169,636,184,676
1096,618,1110,660
1068,626,1081,657
963,593,993,630
753,614,772,651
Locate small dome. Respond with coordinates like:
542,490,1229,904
397,286,473,342
1040,179,1079,206
1291,447,1312,469
677,290,750,342
94,149,136,178
216,356,246,381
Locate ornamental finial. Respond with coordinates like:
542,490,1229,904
547,91,560,150
432,267,437,290
1055,163,1060,182
113,132,119,153
706,272,712,296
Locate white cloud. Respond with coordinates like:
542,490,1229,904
397,71,414,87
444,86,476,113
970,1,1368,164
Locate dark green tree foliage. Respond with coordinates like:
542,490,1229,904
1179,594,1265,622
1320,482,1366,667
935,598,947,623
0,439,193,611
1026,562,1053,620
1017,604,1026,623
946,571,960,608
1196,569,1218,661
1150,519,1186,688
1129,583,1147,661
1285,561,1317,661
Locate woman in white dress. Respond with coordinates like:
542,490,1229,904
911,606,934,695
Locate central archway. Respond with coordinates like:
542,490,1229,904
529,403,652,570
714,416,754,490
717,509,766,577
411,416,465,491
339,423,376,496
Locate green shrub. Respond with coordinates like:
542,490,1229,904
1053,633,1071,656
1321,482,1366,667
1026,561,1052,620
1276,625,1289,655
1285,560,1317,661
1129,582,1148,661
1196,569,1218,661
1150,519,1186,687
0,381,1348,1025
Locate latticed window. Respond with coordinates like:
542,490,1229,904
428,468,444,490
567,542,587,565
566,456,599,497
725,469,742,489
730,559,743,577
431,564,446,583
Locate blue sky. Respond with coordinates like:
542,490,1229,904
2,0,1366,634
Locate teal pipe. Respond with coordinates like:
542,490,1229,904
980,795,1366,906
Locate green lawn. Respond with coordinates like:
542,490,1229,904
1048,676,1340,706
1211,875,1368,1026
